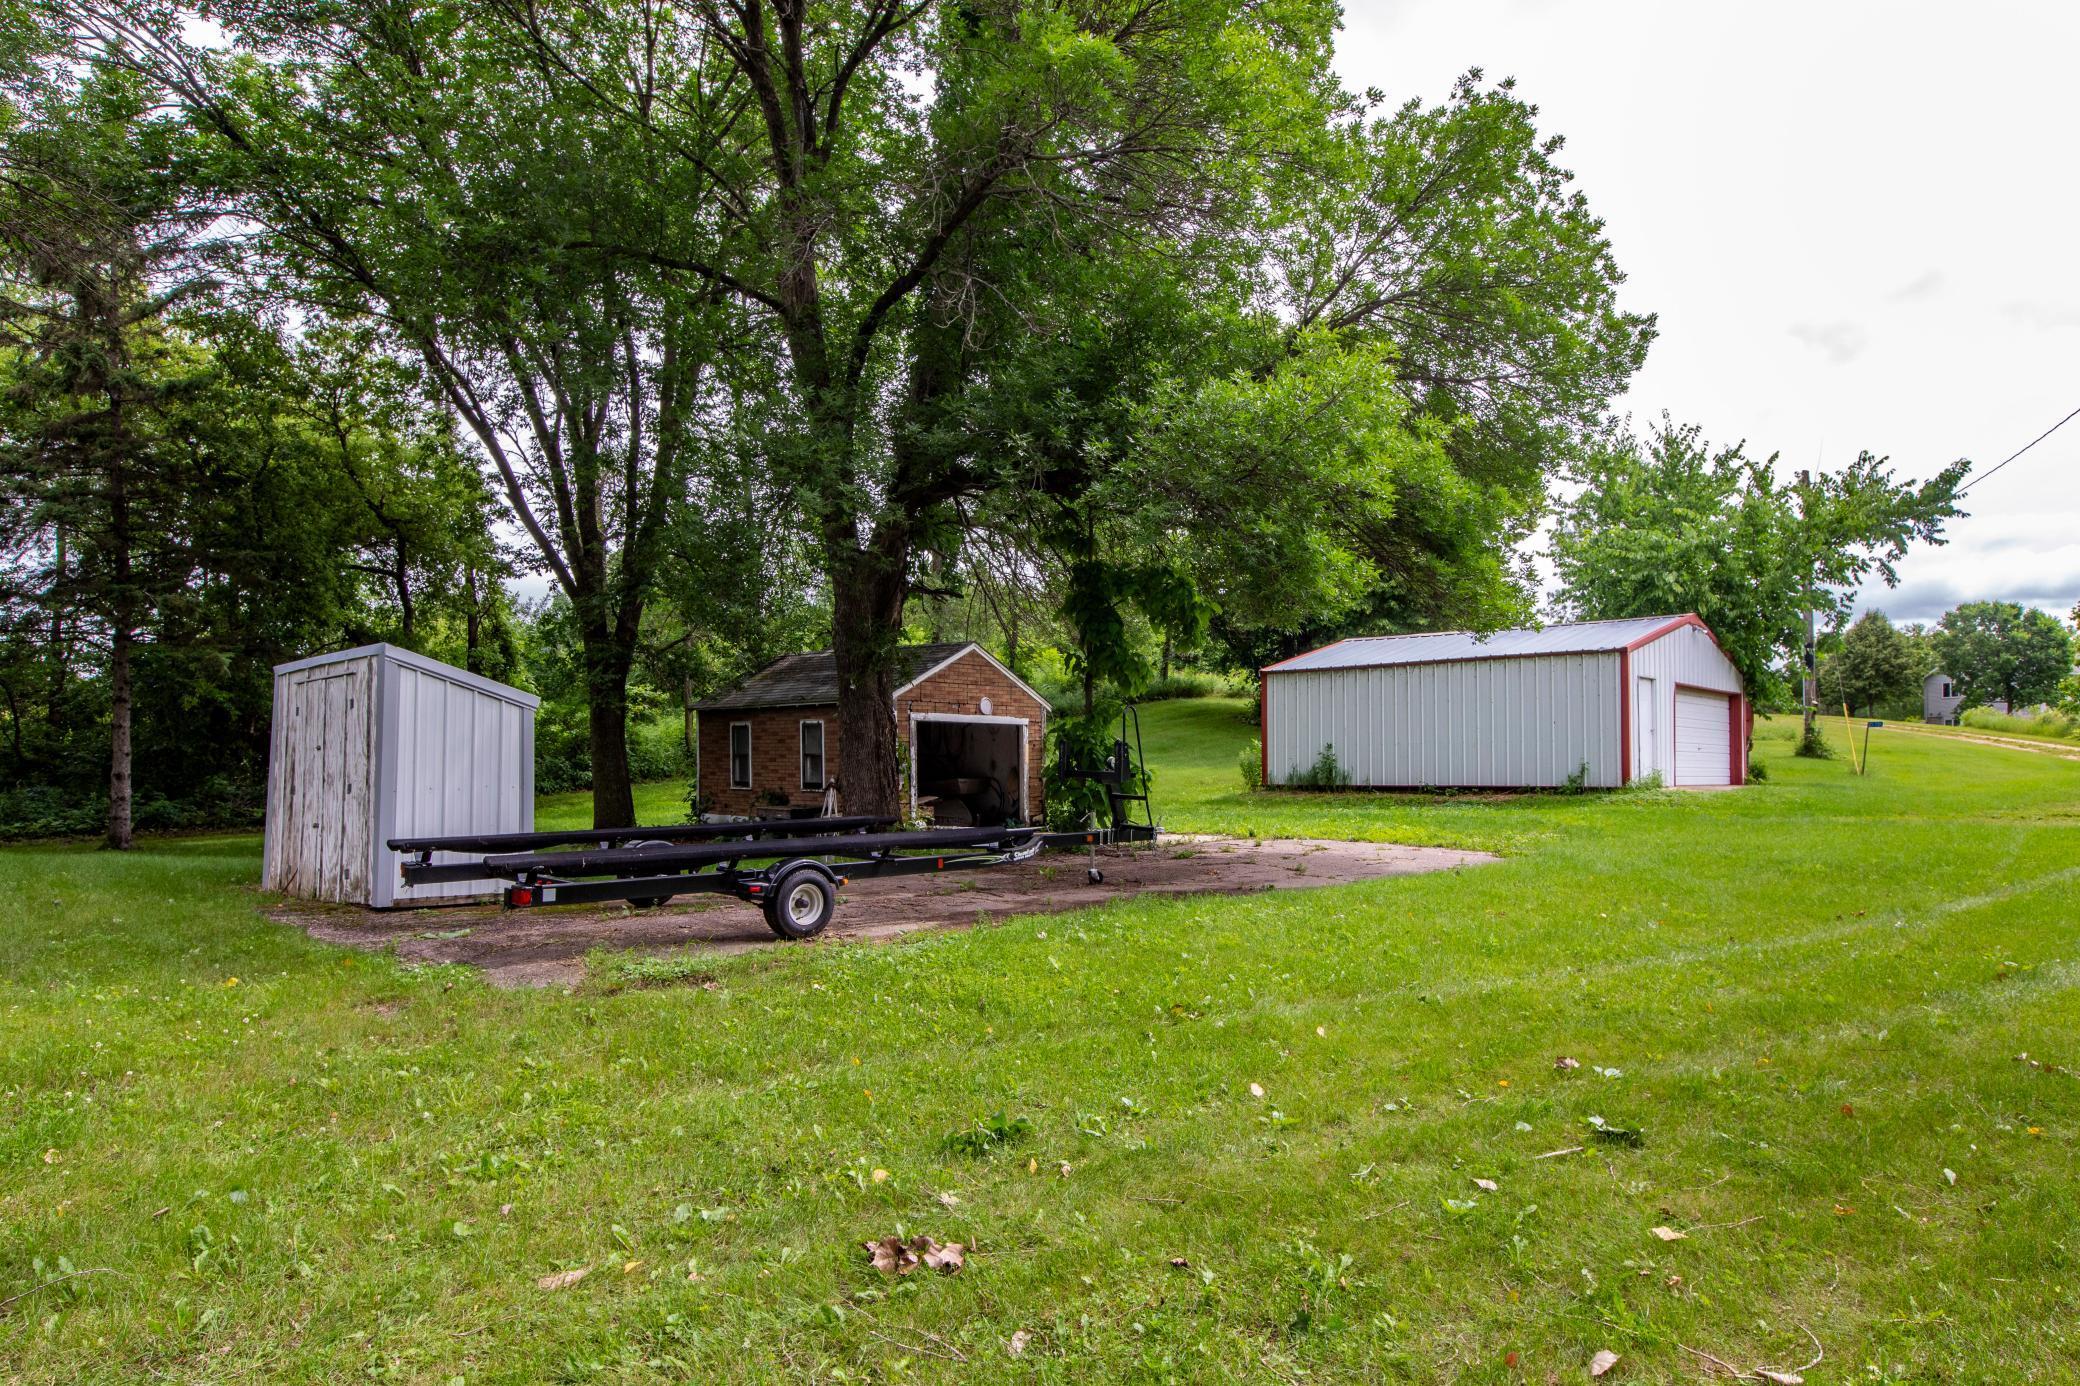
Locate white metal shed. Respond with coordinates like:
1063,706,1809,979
263,644,538,907
1260,614,1748,790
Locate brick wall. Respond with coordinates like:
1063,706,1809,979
898,649,1046,818
694,648,1047,820
695,707,834,818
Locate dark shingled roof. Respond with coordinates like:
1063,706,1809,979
695,643,975,712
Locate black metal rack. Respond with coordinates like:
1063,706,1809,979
390,815,893,886
385,816,1046,939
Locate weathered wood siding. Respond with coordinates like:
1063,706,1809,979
263,652,378,902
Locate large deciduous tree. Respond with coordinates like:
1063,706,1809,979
1929,601,2073,712
1820,609,1924,717
1550,418,1967,701
74,2,728,825
77,2,1656,818
0,64,222,848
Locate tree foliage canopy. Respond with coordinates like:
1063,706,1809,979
14,0,1664,827
1550,418,1967,696
1930,601,2074,712
1819,610,1926,717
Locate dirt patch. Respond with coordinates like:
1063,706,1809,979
1882,724,2080,761
276,835,1497,989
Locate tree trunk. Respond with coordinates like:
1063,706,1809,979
106,620,134,851
105,448,134,851
829,551,907,818
581,628,636,828
464,563,482,673
1160,631,1172,681
682,675,695,755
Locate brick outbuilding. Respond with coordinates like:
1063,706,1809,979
695,643,1048,824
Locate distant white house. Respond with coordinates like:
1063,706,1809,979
1923,672,2006,725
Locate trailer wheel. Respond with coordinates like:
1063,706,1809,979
623,841,674,909
1087,867,1104,885
763,867,836,940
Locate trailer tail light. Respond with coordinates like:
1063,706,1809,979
509,886,533,907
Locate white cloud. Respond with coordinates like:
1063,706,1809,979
1335,1,2080,631
1788,321,1869,364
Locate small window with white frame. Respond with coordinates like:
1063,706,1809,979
800,719,826,790
729,722,753,789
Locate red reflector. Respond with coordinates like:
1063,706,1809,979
936,857,944,870
511,887,533,906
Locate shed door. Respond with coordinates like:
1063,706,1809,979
1673,689,1734,786
1634,676,1658,782
274,666,373,901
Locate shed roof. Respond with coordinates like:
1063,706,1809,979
272,642,540,709
1264,615,1702,674
697,642,976,712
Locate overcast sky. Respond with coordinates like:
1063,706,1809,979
1335,0,2080,628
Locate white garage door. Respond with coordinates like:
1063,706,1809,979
1673,689,1733,785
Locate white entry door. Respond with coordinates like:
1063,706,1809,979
1634,676,1658,782
1673,689,1734,786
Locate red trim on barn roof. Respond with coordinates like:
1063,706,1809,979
1621,613,1707,652
1261,636,1346,674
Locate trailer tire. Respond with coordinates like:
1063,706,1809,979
621,841,675,908
763,867,836,940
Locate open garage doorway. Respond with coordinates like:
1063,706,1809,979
910,714,1029,826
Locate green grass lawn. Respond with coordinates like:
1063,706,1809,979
5,702,2080,1381
535,778,694,832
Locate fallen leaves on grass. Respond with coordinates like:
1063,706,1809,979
1555,1056,1581,1072
1588,1116,1645,1148
536,1267,590,1291
1650,1226,1687,1242
1589,1347,1619,1376
864,1235,965,1276
1007,1329,1030,1358
1472,1178,1499,1192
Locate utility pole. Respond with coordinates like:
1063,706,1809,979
1798,470,1818,745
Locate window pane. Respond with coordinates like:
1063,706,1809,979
731,725,751,787
801,722,824,788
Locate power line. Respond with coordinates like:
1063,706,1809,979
1959,401,2080,494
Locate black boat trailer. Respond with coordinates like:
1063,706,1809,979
387,815,1060,940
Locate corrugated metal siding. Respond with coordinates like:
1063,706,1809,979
1265,652,1621,788
1626,624,1744,783
381,658,534,906
265,644,535,908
